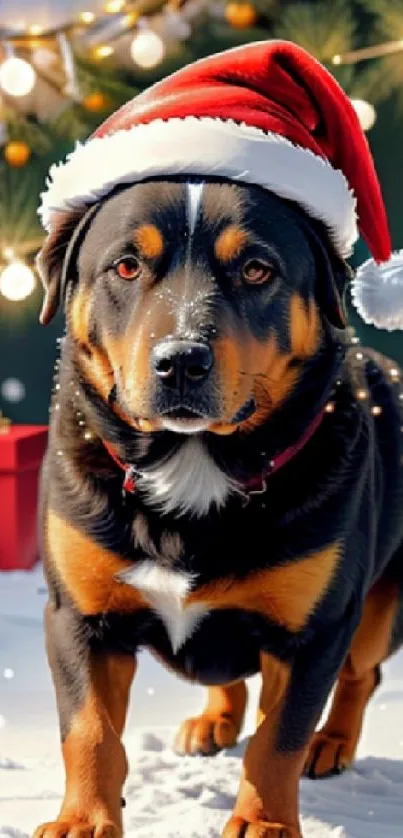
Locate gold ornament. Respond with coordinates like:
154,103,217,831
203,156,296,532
4,140,31,167
225,2,257,29
82,91,110,112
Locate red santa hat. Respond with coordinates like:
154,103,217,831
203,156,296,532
39,40,403,331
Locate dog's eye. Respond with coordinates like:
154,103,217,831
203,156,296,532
242,259,273,285
114,256,141,281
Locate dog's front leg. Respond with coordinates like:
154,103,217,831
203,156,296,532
223,617,358,838
34,603,136,838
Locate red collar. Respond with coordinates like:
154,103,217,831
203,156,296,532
243,407,325,495
102,408,325,499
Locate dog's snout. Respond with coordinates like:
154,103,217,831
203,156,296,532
152,340,213,389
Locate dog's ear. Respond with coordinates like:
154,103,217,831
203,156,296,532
301,218,350,331
36,205,99,325
317,256,350,331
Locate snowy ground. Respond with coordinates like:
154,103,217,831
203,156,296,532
1,565,403,838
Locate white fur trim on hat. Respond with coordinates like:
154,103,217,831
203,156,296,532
351,251,403,331
39,116,358,257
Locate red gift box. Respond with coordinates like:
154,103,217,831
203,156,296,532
0,425,48,571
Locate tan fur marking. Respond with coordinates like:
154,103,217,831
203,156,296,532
211,294,320,435
290,294,320,358
305,576,399,778
174,681,247,755
246,335,300,430
212,334,300,435
225,654,304,834
104,325,154,421
135,224,164,259
53,653,135,835
347,576,400,673
188,543,341,632
46,511,147,615
215,225,247,263
83,345,115,403
69,289,92,348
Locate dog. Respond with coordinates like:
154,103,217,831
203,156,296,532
34,178,403,838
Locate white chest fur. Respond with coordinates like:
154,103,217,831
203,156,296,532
137,437,234,518
117,561,208,653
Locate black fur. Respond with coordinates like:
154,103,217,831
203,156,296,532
39,180,403,776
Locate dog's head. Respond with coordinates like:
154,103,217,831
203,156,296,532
38,179,349,515
39,179,348,430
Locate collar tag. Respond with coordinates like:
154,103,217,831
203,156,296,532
123,465,137,494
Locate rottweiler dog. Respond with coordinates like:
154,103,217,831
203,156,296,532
34,178,403,838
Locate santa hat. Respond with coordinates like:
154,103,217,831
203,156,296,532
39,40,403,331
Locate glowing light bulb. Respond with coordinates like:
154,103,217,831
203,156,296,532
350,99,376,132
94,44,114,59
79,11,96,24
0,262,36,301
105,0,125,12
0,56,36,97
3,668,14,679
29,24,44,35
130,29,165,69
2,246,15,261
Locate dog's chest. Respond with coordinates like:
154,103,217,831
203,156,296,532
117,561,208,653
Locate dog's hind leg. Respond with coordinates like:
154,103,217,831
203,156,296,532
173,680,247,755
304,574,399,779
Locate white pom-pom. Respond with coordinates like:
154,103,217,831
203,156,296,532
351,251,403,331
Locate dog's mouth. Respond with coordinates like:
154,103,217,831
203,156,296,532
157,398,257,435
160,406,211,435
163,407,205,420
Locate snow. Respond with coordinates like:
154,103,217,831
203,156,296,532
1,565,403,837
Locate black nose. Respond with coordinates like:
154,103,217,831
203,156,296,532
152,340,213,390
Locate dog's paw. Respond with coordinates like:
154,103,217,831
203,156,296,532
222,816,301,837
33,816,121,838
304,731,354,778
173,712,239,755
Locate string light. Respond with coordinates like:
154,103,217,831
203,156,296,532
356,389,368,400
333,38,403,66
0,56,36,97
371,405,383,416
28,24,44,36
105,0,125,12
0,262,36,301
124,11,139,26
2,246,15,261
325,402,335,413
79,11,96,24
94,45,115,59
130,27,165,69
